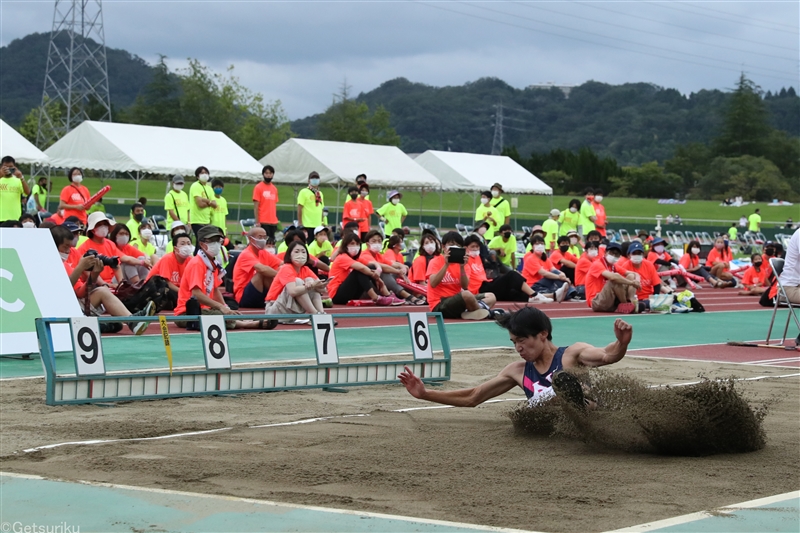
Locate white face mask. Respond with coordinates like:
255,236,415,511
177,244,194,258
140,229,153,240
569,207,577,213
22,221,35,228
570,238,578,245
369,243,382,253
533,244,545,253
587,248,599,258
691,247,700,254
59,251,70,261
265,246,276,255
477,226,487,235
491,190,500,198
173,184,184,191
93,225,109,238
391,198,400,205
205,242,221,257
480,197,489,205
309,178,320,187
423,243,436,254
290,248,308,266
630,254,644,265
468,249,480,258
347,245,360,257
250,237,266,250
653,245,665,253
72,175,83,184
605,254,618,265
116,235,130,246
594,196,603,202
198,173,209,183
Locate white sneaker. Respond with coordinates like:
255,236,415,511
669,279,677,290
460,309,490,320
530,294,554,304
555,282,571,303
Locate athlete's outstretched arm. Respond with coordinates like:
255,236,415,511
570,319,633,367
398,364,519,407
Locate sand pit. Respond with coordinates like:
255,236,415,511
1,350,798,532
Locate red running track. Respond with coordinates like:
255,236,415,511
629,343,800,368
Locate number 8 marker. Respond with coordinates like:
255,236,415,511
408,313,433,360
201,315,231,370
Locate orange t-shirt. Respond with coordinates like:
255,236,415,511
522,252,554,286
742,265,769,288
425,255,464,310
233,246,282,302
146,252,187,286
384,248,405,265
679,254,699,270
585,258,629,307
618,258,663,301
253,182,279,224
343,199,364,227
327,253,370,300
357,198,373,233
77,238,120,282
362,249,392,266
411,255,433,283
465,255,488,294
59,184,91,224
760,254,774,279
706,248,732,271
62,248,87,294
592,201,607,236
115,243,145,259
647,251,673,264
266,264,316,301
575,254,597,286
175,255,222,315
549,249,578,267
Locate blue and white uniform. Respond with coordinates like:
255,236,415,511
522,346,566,405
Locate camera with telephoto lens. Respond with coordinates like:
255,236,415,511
83,249,120,268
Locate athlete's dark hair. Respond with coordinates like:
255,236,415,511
496,306,552,341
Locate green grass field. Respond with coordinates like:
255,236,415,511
39,175,799,226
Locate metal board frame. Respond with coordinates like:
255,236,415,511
35,313,451,405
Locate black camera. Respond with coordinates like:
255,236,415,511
446,246,466,264
4,166,16,175
83,249,120,268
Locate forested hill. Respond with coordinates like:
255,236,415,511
0,32,154,126
292,77,799,166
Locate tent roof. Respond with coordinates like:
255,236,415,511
414,150,552,195
44,121,262,180
260,138,441,188
0,120,50,164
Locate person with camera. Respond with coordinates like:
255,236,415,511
52,225,154,335
77,212,128,288
427,231,497,320
0,156,31,222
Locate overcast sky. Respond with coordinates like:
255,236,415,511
2,1,798,120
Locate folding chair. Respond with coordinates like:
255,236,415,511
419,222,441,240
455,224,469,237
378,220,386,238
37,211,52,224
665,230,676,244
713,231,721,239
149,215,167,234
765,258,800,345
701,232,713,245
683,230,696,241
756,232,767,244
673,231,687,244
240,218,257,235
618,229,631,242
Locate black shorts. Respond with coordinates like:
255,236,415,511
238,281,267,309
433,293,467,319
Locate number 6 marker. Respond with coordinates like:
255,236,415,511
70,316,105,375
311,313,339,365
201,315,231,370
408,313,433,360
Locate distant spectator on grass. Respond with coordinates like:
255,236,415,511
297,171,325,238
210,178,229,236
475,190,502,241
254,165,279,240
377,190,407,237
357,184,374,239
748,208,761,234
738,215,747,228
0,156,30,223
728,223,738,241
30,175,50,213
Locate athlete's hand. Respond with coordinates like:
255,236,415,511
613,319,633,346
398,366,426,399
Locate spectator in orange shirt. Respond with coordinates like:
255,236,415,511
411,233,441,285
739,253,770,296
362,230,423,305
357,184,373,239
706,236,737,288
328,232,397,306
109,223,152,283
58,167,91,225
234,226,282,308
464,234,544,303
585,242,640,313
265,241,327,317
549,235,579,283
77,212,128,287
146,232,193,310
574,241,600,301
521,235,575,302
342,187,366,232
677,240,717,287
646,237,675,271
253,165,280,240
591,188,607,237
618,241,671,312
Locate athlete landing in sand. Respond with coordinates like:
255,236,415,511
398,306,632,408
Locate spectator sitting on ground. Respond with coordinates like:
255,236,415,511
382,227,407,255
410,232,441,286
64,216,88,246
647,237,675,272
109,223,152,283
52,225,153,335
549,235,579,284
277,228,308,260
706,236,737,288
77,212,130,288
585,242,640,314
487,224,517,274
426,231,497,320
233,226,281,309
566,230,584,258
617,241,671,313
131,221,158,266
308,226,333,266
165,221,190,253
362,230,421,305
327,232,397,306
264,241,327,318
464,234,546,303
678,240,719,287
739,253,770,296
146,232,193,310
574,240,600,301
384,235,406,266
330,222,361,260
521,235,575,303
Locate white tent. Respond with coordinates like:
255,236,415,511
414,150,552,195
260,138,441,188
44,121,263,182
0,119,50,165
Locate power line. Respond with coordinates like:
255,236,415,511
688,2,798,31
653,2,799,34
415,2,798,83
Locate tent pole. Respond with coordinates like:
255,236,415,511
419,187,425,229
237,177,244,222
335,181,342,228
135,171,140,199
438,188,443,229
45,166,52,213
456,190,462,224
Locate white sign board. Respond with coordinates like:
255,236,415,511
408,313,433,360
311,313,339,365
70,317,106,375
0,229,83,356
200,315,231,370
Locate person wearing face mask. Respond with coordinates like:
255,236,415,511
58,167,91,225
356,184,374,239
165,175,190,230
566,230,584,258
377,190,408,237
524,226,546,253
574,241,601,301
175,225,269,330
411,234,441,285
297,171,325,236
264,241,328,318
550,235,579,283
328,232,397,306
52,225,154,335
146,232,193,301
308,226,334,267
475,191,502,241
465,234,544,304
209,178,229,235
706,237,736,288
542,209,560,251
382,227,407,256
109,224,152,284
617,241,670,312
0,156,30,222
362,230,421,305
253,165,280,240
738,253,770,296
343,186,366,233
125,202,146,237
760,241,780,280
131,221,158,267
76,212,126,287
591,188,607,237
579,188,597,237
487,224,518,273
384,234,407,267
558,199,581,236
233,226,282,308
30,175,51,213
646,237,674,272
63,216,87,247
189,166,217,236
522,236,575,303
490,183,511,226
164,221,189,253
678,240,718,288
19,213,38,228
586,242,640,313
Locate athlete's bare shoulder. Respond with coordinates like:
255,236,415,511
499,360,526,384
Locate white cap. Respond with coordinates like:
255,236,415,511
314,225,328,235
171,220,187,230
550,209,560,217
87,211,111,231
